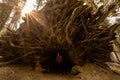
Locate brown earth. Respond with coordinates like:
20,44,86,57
0,63,120,80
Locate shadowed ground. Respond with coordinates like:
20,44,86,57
0,63,120,80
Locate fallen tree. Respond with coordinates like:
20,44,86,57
0,0,120,72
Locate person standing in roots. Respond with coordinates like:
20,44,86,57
56,52,63,73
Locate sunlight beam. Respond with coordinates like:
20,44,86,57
0,0,2,3
21,0,36,17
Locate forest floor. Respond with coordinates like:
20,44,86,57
0,63,120,80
